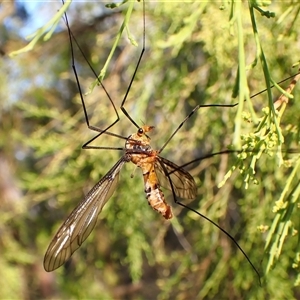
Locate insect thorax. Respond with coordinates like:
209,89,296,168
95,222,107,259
125,130,153,154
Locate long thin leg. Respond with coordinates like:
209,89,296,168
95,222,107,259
63,1,146,151
63,5,126,151
158,68,300,155
156,158,261,284
119,0,145,129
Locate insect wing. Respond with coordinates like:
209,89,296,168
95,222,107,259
155,157,197,199
43,157,127,272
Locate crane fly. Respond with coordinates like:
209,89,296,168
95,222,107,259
43,0,299,281
43,125,198,271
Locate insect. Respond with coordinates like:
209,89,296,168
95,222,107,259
43,124,197,271
43,1,299,289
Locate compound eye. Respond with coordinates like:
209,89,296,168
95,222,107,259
138,128,144,135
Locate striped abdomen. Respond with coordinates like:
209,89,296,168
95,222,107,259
143,164,173,219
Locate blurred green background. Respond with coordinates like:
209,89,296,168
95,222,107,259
1,1,300,299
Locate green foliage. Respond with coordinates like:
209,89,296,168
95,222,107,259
9,0,72,57
2,0,300,299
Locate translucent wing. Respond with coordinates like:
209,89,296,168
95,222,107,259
155,157,197,199
43,156,128,272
